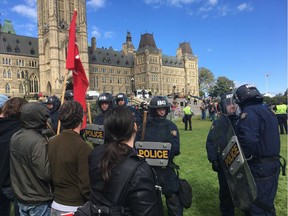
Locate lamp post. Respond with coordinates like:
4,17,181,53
173,84,176,98
265,74,270,94
131,78,135,95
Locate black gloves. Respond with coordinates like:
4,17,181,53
212,160,221,172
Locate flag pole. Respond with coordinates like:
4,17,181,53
87,102,92,124
56,70,69,135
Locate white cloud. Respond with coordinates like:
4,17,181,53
87,0,106,10
104,31,114,38
208,0,218,6
237,3,253,12
11,4,37,20
206,48,213,52
91,26,101,38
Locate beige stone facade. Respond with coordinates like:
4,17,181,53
0,0,199,98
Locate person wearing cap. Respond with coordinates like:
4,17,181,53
0,94,9,117
206,92,238,216
10,102,53,216
44,95,61,134
48,100,92,216
0,97,27,216
233,84,282,216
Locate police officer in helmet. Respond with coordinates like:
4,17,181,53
64,90,74,101
93,93,114,125
234,84,281,216
137,96,183,216
44,95,61,134
206,92,238,216
115,93,141,126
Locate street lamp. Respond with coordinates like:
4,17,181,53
131,78,135,95
173,84,176,98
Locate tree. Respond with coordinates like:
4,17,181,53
208,76,235,98
198,67,215,96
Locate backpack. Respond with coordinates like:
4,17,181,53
74,156,145,216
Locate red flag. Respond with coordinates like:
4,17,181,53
66,10,89,129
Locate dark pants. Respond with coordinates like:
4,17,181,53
0,187,20,216
217,171,235,216
184,115,192,130
276,114,287,134
165,193,183,216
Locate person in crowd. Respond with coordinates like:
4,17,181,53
48,100,92,215
44,95,61,134
137,96,183,216
208,102,217,122
193,98,198,105
0,97,27,216
0,94,9,116
234,84,282,216
273,100,287,134
115,92,141,126
64,90,74,101
93,93,114,125
89,106,163,215
200,100,207,120
183,102,193,131
206,92,238,216
10,102,53,216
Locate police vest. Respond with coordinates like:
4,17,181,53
275,104,287,114
183,106,192,115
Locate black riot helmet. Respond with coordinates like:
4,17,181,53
115,93,127,106
219,92,237,115
233,84,263,107
64,90,74,101
149,96,170,117
44,95,61,111
97,93,115,112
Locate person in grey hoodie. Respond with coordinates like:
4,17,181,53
10,102,53,216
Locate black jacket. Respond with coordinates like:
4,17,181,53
89,144,162,216
0,117,21,189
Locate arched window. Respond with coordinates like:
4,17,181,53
19,84,24,93
29,73,39,93
17,70,21,79
5,83,10,94
3,69,7,78
7,69,11,78
21,70,25,79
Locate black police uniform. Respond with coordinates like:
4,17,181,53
136,96,182,216
234,84,281,216
44,95,61,134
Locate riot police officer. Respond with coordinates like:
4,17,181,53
44,95,61,134
115,93,141,126
234,84,281,216
93,93,114,125
206,92,238,216
136,96,183,216
64,90,74,101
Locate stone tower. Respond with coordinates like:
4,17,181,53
37,0,89,95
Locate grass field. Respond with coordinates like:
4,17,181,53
170,115,288,216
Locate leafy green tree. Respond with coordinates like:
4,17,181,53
208,76,235,98
198,67,215,95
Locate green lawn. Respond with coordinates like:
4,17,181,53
171,115,288,216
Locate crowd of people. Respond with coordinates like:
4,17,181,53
0,84,286,216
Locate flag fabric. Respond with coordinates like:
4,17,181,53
66,10,89,129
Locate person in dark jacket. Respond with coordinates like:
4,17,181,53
93,93,114,125
234,84,281,216
206,93,238,216
0,97,27,216
44,95,61,134
49,100,92,215
10,102,53,216
89,106,163,216
136,96,182,216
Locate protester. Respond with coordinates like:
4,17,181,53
0,97,27,216
48,100,92,215
10,102,53,216
234,84,282,216
183,102,193,131
273,100,287,134
44,95,61,133
206,93,238,216
89,106,163,215
137,96,183,216
200,100,207,120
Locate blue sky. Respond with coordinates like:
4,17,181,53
1,0,287,95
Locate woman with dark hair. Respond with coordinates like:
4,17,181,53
0,97,27,216
89,106,163,216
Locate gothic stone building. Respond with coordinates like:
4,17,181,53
0,0,199,97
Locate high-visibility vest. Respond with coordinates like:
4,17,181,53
275,104,287,114
183,106,192,115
